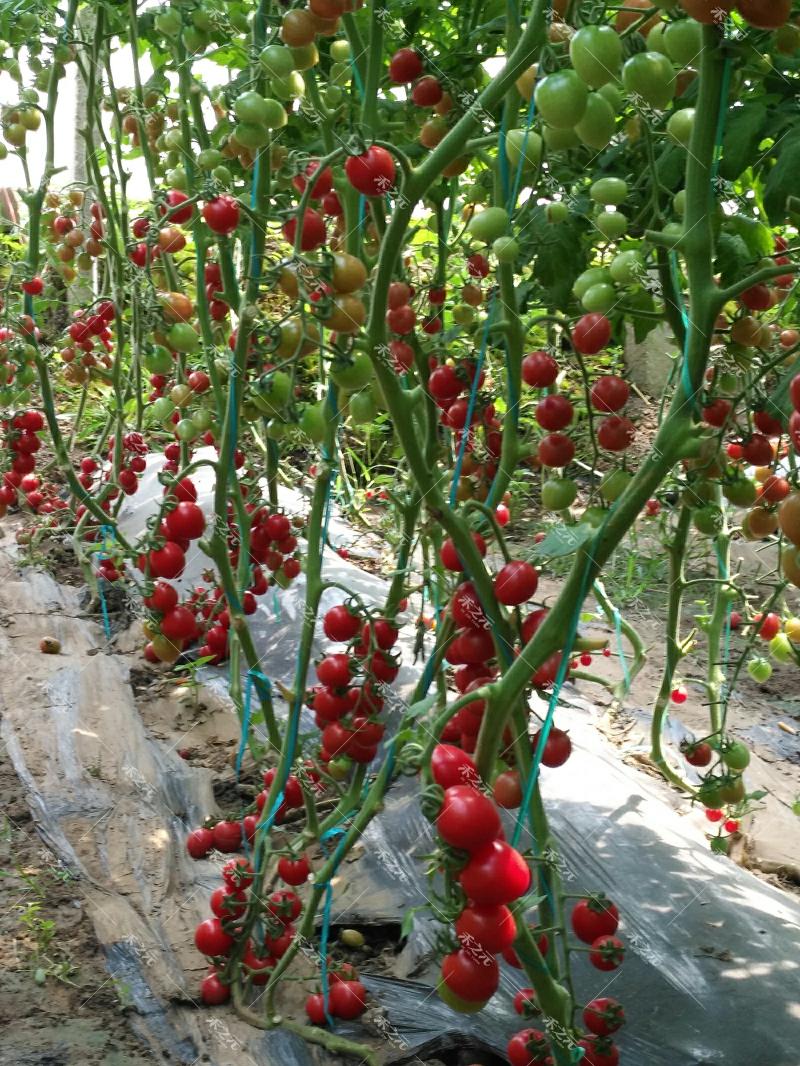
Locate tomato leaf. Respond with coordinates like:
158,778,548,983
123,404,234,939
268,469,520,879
724,214,773,260
719,101,768,183
404,693,439,719
530,523,595,561
715,233,751,288
763,131,800,225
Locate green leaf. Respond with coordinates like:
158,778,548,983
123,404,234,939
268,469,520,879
715,233,751,288
719,102,768,183
763,131,800,225
530,522,595,561
405,693,439,719
746,790,768,802
724,214,773,260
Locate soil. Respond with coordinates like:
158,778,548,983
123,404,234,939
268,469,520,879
0,748,153,1066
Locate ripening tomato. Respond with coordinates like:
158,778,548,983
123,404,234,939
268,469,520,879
345,146,396,197
572,897,619,943
738,0,791,30
578,1037,620,1066
282,208,327,251
195,918,234,957
589,935,625,971
459,840,531,905
440,531,487,571
430,744,480,789
597,415,635,452
436,784,501,850
507,1029,551,1066
328,979,368,1019
522,350,559,388
535,394,573,431
202,195,240,234
573,313,611,354
591,375,630,413
389,47,423,83
494,560,539,606
323,603,361,642
455,903,516,954
538,433,575,468
201,971,230,1004
584,997,625,1037
440,948,500,1003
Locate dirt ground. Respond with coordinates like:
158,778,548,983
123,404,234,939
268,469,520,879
0,748,153,1066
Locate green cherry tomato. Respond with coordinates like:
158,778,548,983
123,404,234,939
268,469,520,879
667,108,695,147
719,775,746,804
348,388,378,424
597,82,624,112
665,19,703,67
542,125,581,151
505,128,543,171
693,505,723,537
234,90,272,126
534,70,589,129
330,39,351,63
595,210,628,240
542,478,578,510
673,189,687,216
569,25,623,89
769,633,794,664
493,235,519,262
698,779,726,809
260,44,295,79
452,303,476,326
610,250,645,285
150,396,175,422
175,418,198,442
235,122,271,149
646,22,669,55
590,177,628,206
575,92,616,150
330,352,374,392
547,201,570,223
622,51,676,111
574,266,613,300
582,283,617,314
722,741,751,771
747,657,772,684
581,505,607,527
270,71,305,101
300,402,326,443
468,205,510,244
166,322,200,353
600,469,632,502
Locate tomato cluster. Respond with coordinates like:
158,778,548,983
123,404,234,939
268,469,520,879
307,602,401,773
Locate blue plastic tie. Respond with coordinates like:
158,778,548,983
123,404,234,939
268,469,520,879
317,824,352,1027
236,668,272,780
